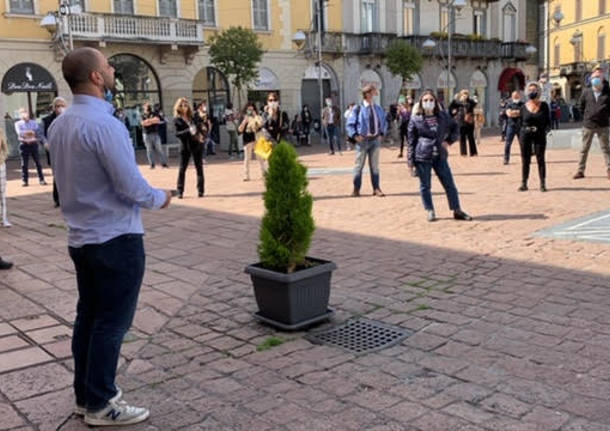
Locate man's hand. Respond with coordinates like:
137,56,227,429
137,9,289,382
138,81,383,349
355,135,364,143
161,190,172,209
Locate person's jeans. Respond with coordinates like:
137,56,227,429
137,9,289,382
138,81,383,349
19,143,45,184
415,158,461,212
504,124,520,163
227,130,239,156
69,234,145,412
177,141,204,195
459,125,477,156
142,133,168,167
353,139,381,191
326,124,340,153
577,127,610,174
520,132,547,183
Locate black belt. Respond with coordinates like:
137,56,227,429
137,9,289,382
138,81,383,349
364,135,380,141
523,126,538,133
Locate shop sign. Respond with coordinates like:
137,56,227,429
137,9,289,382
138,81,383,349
2,63,57,93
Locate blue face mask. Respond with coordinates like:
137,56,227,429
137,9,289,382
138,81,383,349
104,88,113,103
591,77,602,89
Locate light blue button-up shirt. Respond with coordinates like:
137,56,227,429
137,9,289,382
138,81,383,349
49,94,166,248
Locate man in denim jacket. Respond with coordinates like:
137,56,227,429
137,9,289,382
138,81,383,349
346,84,387,197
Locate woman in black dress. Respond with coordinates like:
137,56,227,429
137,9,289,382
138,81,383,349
519,82,551,192
173,98,204,198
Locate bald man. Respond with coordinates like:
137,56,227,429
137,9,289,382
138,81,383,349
48,47,171,426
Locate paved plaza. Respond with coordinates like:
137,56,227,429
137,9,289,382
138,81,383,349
1,135,610,430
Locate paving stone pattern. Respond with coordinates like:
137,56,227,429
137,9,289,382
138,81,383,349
1,137,609,430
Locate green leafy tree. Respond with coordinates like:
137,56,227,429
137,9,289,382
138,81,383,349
258,142,315,273
208,26,264,107
385,41,423,98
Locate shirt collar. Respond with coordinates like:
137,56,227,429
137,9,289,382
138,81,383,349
73,94,115,115
363,100,373,107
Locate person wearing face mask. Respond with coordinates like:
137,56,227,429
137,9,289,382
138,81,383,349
14,107,46,187
407,90,472,222
238,102,264,181
322,97,341,155
518,82,551,192
262,92,289,144
42,97,68,207
397,96,412,158
448,89,478,156
174,97,204,198
301,104,313,146
140,102,169,169
573,65,610,180
345,84,387,197
47,47,172,426
503,91,524,165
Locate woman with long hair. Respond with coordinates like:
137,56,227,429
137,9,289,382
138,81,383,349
519,82,551,192
238,102,263,181
173,98,204,198
407,90,472,222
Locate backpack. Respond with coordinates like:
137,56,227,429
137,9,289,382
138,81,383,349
346,105,361,144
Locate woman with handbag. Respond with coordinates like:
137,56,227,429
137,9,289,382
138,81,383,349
407,90,473,222
238,102,264,181
262,92,289,144
519,82,551,192
449,89,478,156
174,98,204,198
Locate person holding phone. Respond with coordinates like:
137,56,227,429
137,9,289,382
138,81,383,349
141,102,169,169
238,102,264,181
174,98,204,198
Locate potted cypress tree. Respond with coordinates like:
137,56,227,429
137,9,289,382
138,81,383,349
245,141,336,330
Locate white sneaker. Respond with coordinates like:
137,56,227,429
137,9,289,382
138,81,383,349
84,399,149,426
2,221,11,227
75,387,122,417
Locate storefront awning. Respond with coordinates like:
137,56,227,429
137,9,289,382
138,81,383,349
497,68,525,92
1,63,57,94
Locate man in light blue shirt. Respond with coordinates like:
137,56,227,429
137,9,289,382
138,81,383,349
14,108,46,186
48,47,171,426
345,84,387,197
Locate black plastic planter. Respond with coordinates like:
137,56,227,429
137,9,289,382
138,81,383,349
245,257,336,331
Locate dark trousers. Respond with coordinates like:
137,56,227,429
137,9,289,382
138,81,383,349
520,132,546,184
415,158,461,212
47,149,60,206
459,125,477,156
399,131,407,155
504,125,520,163
177,141,204,195
19,143,45,184
69,234,145,411
326,124,340,153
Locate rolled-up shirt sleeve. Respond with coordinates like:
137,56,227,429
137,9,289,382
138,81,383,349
94,121,166,210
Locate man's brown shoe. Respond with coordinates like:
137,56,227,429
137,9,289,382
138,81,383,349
373,189,385,197
350,189,360,197
573,172,585,179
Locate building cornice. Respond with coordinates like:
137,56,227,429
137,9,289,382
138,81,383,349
550,14,610,34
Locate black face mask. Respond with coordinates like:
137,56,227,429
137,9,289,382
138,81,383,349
528,92,539,100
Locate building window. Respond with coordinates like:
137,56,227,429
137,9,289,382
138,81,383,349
503,3,517,42
598,30,606,60
159,0,177,18
403,1,419,36
253,0,269,30
361,0,378,33
575,0,582,22
474,10,486,37
114,0,134,14
9,0,34,14
198,0,215,25
554,39,560,67
601,0,607,15
312,0,328,32
69,0,85,11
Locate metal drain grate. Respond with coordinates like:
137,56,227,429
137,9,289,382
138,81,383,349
306,318,412,354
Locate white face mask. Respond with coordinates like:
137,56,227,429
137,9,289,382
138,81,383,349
512,99,520,104
326,100,332,107
57,107,66,115
269,101,279,109
422,101,435,111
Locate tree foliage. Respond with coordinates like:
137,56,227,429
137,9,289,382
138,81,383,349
258,142,315,273
385,41,423,84
208,27,264,105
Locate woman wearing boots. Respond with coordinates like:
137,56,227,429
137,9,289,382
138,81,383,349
519,82,551,192
407,90,472,222
174,98,204,198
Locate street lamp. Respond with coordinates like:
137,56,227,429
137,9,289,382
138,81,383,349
546,2,564,78
292,31,307,50
440,0,466,102
39,1,81,53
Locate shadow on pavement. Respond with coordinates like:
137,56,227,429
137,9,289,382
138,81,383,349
473,213,548,221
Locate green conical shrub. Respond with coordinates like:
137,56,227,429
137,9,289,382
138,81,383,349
258,141,315,273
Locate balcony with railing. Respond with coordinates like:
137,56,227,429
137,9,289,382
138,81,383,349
66,13,204,45
500,42,531,61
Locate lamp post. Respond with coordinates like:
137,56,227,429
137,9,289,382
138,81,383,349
40,1,82,54
445,0,466,103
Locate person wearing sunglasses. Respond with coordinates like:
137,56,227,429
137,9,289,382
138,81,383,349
407,89,472,222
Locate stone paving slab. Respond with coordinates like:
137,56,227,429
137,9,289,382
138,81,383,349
535,209,610,244
0,137,609,430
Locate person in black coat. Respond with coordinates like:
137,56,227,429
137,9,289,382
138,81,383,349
42,97,67,207
519,82,551,192
173,98,204,199
407,89,472,222
301,104,313,146
449,89,478,156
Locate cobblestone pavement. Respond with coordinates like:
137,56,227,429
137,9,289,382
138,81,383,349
1,136,609,430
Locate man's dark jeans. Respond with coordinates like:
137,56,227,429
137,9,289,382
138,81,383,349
415,157,461,211
504,124,520,163
19,143,45,184
69,234,145,412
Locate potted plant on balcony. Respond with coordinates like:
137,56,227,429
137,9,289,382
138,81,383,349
245,141,336,330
